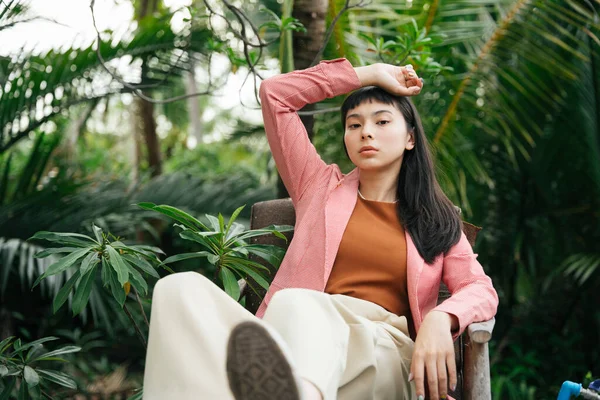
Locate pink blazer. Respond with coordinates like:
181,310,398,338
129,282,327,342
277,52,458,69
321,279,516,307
255,58,498,340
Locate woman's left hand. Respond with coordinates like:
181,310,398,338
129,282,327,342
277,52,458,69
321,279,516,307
410,311,457,399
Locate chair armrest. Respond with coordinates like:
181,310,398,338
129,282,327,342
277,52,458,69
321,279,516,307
467,318,495,344
463,317,495,400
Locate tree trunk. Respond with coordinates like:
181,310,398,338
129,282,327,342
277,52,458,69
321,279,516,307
137,95,162,177
134,0,162,177
276,0,329,199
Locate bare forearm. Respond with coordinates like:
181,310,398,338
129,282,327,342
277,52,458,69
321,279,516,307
353,64,379,87
354,62,423,96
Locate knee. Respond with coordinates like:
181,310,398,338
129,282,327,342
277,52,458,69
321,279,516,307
153,271,210,304
267,288,318,315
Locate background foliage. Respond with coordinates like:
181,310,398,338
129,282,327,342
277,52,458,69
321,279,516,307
0,0,599,398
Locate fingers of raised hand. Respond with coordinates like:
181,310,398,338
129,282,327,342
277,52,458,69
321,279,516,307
401,65,423,95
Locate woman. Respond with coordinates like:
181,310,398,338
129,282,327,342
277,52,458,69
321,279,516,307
142,58,498,400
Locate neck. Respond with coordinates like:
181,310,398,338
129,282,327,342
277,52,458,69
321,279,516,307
357,167,400,203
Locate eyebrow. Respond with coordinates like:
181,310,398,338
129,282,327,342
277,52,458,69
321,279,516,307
345,110,393,121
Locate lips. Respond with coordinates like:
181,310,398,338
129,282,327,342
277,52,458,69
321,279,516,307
359,146,378,153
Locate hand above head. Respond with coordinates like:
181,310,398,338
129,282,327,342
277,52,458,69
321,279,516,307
410,311,458,399
354,63,424,96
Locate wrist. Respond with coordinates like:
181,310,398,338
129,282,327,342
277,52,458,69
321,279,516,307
428,311,456,329
354,64,380,87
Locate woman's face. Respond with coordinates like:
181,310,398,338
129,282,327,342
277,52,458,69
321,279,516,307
344,100,415,172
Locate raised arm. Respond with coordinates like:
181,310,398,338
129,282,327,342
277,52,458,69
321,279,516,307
259,58,361,204
259,58,423,204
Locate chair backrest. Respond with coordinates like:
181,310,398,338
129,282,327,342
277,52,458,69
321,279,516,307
246,198,481,400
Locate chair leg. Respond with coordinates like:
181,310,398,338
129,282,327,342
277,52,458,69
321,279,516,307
463,335,491,400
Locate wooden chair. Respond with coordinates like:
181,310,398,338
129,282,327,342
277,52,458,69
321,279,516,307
240,198,495,400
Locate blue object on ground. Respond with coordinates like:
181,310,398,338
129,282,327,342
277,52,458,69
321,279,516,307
558,381,581,400
590,380,600,392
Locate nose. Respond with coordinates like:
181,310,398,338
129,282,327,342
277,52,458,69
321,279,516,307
361,122,375,140
361,132,374,140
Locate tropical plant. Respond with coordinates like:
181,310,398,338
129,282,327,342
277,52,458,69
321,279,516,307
30,225,164,315
0,336,80,399
139,203,293,301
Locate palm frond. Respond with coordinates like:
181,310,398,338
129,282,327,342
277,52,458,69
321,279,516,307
0,237,63,299
561,253,600,286
429,0,600,192
0,16,213,153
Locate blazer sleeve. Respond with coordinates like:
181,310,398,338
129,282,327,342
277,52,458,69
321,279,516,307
259,58,362,204
432,231,499,339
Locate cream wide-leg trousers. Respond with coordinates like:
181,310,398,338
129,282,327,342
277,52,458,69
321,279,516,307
143,272,416,400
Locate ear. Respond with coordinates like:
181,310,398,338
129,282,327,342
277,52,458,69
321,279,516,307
406,130,415,150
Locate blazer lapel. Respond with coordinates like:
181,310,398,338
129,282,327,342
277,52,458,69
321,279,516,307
406,230,424,325
323,168,360,283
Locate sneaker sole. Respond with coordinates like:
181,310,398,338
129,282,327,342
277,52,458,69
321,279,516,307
226,321,301,400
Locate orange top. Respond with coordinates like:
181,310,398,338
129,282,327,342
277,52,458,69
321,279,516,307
325,194,410,317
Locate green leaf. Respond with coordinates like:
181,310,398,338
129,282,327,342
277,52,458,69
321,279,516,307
21,336,58,350
33,247,80,258
205,214,221,232
0,336,15,354
207,254,219,265
244,245,287,268
106,245,129,287
179,230,219,251
112,242,165,257
107,266,126,306
101,258,111,286
229,262,270,290
30,345,80,363
17,381,27,400
23,366,39,387
218,213,225,233
0,377,16,400
226,256,270,272
220,268,240,301
72,265,97,316
32,248,90,288
36,369,77,389
128,244,165,255
225,205,246,237
29,231,97,246
92,224,103,244
122,254,160,278
225,222,246,241
114,245,161,261
27,384,41,400
161,251,212,265
79,251,99,276
225,225,293,246
0,365,8,377
137,203,209,231
53,270,81,313
125,262,148,295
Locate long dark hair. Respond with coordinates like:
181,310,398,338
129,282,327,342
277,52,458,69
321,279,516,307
341,86,462,264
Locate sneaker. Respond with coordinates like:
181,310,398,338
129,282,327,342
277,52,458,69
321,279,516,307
226,321,303,400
